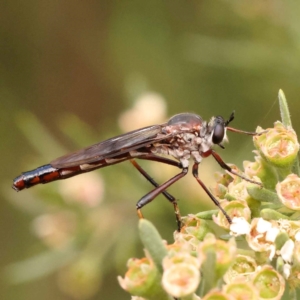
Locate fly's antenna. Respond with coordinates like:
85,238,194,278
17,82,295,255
226,110,262,136
225,111,235,127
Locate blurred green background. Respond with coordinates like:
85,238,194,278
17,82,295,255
1,1,300,299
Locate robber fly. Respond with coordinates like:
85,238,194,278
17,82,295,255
13,111,261,230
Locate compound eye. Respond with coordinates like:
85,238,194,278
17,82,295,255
212,123,225,144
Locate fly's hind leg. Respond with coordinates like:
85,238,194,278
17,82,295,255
130,157,185,231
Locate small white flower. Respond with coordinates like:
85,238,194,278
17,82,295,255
269,245,276,260
295,230,300,241
283,263,292,279
230,217,251,236
280,239,295,263
256,218,272,233
265,227,280,242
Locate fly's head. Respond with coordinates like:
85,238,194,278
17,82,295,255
207,111,235,148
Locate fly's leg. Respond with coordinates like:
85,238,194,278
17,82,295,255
192,163,232,224
130,159,182,231
136,168,188,230
210,150,262,186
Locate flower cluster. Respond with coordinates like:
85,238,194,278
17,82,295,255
119,91,300,299
119,218,285,299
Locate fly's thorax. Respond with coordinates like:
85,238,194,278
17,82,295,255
170,132,203,152
151,131,203,162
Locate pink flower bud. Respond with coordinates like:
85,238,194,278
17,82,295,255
253,122,299,169
276,174,300,210
118,257,165,298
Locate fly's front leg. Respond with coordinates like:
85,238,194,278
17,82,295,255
210,150,262,186
202,149,262,186
130,159,182,231
136,168,188,229
192,163,232,224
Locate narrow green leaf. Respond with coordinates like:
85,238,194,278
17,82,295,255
260,208,290,220
138,219,167,273
200,250,216,296
275,232,289,250
247,186,281,204
278,89,292,127
289,211,300,220
195,210,218,220
278,89,300,176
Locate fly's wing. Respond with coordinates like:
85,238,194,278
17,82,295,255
51,125,167,168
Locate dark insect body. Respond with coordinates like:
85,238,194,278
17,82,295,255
13,112,261,230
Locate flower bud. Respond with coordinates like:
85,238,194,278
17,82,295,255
253,122,299,169
252,265,285,300
198,234,236,279
212,183,228,199
223,281,258,300
227,181,250,201
202,290,233,300
214,200,251,230
179,215,213,245
162,251,201,270
214,166,236,187
162,262,200,298
162,247,201,298
224,254,257,283
243,153,278,189
276,174,300,210
118,257,168,299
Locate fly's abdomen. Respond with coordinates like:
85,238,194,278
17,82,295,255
13,164,62,191
12,152,139,191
